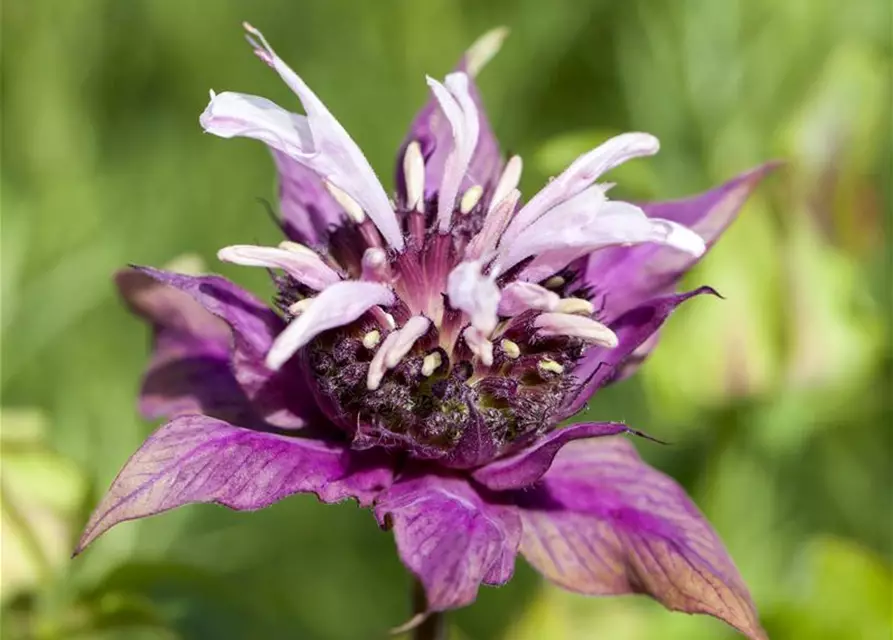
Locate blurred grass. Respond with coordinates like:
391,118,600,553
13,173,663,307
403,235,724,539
2,0,891,638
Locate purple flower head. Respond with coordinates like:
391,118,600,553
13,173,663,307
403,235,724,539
77,24,775,639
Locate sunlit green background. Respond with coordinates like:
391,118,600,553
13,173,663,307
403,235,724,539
2,1,891,638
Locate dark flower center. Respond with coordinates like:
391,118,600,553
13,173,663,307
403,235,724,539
273,201,591,468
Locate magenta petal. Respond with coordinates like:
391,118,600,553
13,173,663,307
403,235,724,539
374,474,521,611
273,150,345,247
472,422,643,491
581,164,777,322
76,415,393,553
116,269,254,424
512,437,765,640
561,287,718,419
396,67,502,207
133,267,315,428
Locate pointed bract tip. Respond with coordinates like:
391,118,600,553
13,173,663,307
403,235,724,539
466,26,510,77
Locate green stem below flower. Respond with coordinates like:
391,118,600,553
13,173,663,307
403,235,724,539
411,578,446,640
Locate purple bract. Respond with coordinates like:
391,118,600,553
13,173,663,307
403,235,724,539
77,23,774,639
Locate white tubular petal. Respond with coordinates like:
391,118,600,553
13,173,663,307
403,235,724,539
200,92,313,156
427,73,480,230
266,281,394,370
366,331,400,391
459,185,484,214
466,188,520,261
534,313,619,348
497,282,560,316
206,24,403,249
489,155,523,213
463,326,494,367
217,244,340,290
384,315,431,368
447,261,500,335
361,247,390,282
366,315,430,389
499,197,706,274
403,141,426,211
465,27,510,77
503,132,660,245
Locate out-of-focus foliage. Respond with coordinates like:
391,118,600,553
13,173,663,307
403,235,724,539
1,0,890,638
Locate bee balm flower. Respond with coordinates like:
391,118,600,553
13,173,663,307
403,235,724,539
78,23,774,639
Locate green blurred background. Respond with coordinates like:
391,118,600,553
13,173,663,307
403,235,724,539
2,0,891,638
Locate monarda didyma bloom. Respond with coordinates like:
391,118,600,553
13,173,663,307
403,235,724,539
77,23,775,639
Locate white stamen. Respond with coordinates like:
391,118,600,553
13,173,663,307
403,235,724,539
403,141,426,212
325,180,366,223
544,276,566,290
361,247,390,282
459,185,484,214
500,339,521,360
535,313,618,348
381,312,396,330
278,241,317,256
362,330,381,349
421,351,443,377
556,297,595,315
538,359,564,375
266,281,394,370
489,155,523,213
465,27,510,77
288,298,314,315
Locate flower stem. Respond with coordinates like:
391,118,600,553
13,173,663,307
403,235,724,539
411,578,446,640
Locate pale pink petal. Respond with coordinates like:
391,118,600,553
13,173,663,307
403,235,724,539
497,282,560,316
384,316,431,368
366,331,400,391
266,281,395,370
217,244,341,290
366,315,432,390
465,188,520,261
500,199,706,274
199,91,313,155
427,73,480,230
202,25,403,249
503,132,660,245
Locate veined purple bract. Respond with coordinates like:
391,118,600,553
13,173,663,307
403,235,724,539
78,23,774,640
